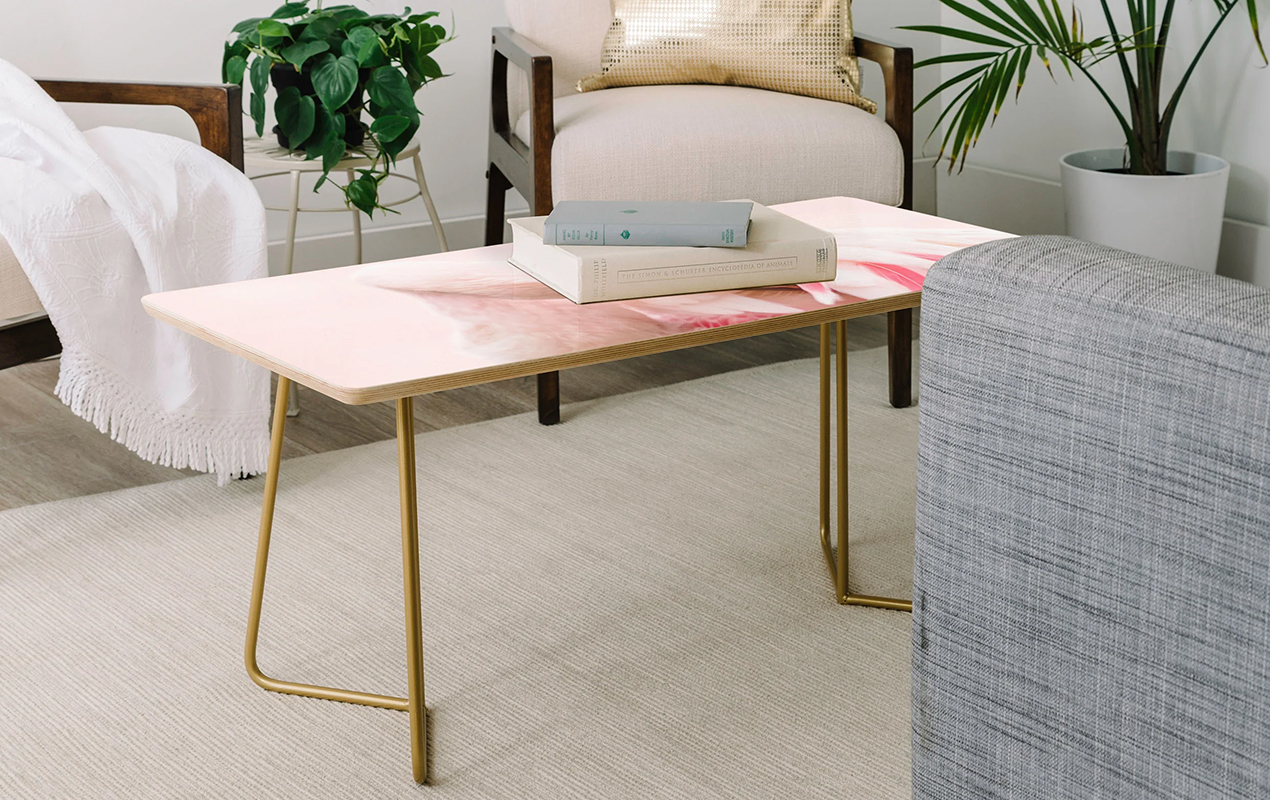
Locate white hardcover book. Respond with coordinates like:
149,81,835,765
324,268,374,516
508,203,837,304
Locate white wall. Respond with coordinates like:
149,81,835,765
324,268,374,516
930,1,1270,282
853,0,944,156
2,1,945,270
854,0,944,215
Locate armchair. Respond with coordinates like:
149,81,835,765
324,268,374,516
914,236,1270,797
485,2,914,425
0,80,243,372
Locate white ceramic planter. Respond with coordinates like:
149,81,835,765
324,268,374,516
1060,149,1230,272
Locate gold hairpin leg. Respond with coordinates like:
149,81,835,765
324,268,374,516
395,395,428,783
244,376,429,782
819,322,912,612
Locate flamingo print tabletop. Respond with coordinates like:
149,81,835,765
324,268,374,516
143,197,1011,405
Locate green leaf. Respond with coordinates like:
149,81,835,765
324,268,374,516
992,49,1022,121
345,176,379,216
999,0,1054,39
413,24,441,53
224,55,248,85
366,66,415,113
346,26,381,65
256,19,292,38
1016,45,1032,99
932,0,1026,41
915,51,999,68
280,39,329,69
304,104,335,155
275,86,316,147
379,112,418,161
271,2,309,18
321,130,347,173
418,54,443,80
370,114,410,141
899,25,1013,48
329,6,371,25
972,60,1003,142
232,17,264,36
914,63,989,112
249,55,270,98
363,40,390,68
250,91,266,137
925,79,977,149
298,16,338,41
1249,0,1267,62
311,53,359,111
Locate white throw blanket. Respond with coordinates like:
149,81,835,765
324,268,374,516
0,60,270,483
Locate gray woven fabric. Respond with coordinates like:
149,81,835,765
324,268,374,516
913,236,1270,799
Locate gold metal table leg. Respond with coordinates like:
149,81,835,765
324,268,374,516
818,322,913,612
396,396,428,783
243,376,429,782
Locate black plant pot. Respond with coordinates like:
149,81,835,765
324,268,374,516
269,64,366,150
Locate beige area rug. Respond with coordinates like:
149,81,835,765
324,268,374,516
0,347,918,799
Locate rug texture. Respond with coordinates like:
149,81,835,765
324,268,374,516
0,348,917,799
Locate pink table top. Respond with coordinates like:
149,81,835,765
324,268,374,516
143,197,1009,404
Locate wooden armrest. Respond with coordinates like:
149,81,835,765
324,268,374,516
489,27,554,215
853,35,914,210
36,80,244,172
854,34,912,61
491,27,552,73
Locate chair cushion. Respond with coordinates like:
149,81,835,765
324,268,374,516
0,233,44,320
515,84,903,207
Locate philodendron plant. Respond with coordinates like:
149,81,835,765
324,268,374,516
903,0,1265,175
223,1,451,215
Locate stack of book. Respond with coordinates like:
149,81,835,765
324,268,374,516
508,200,837,304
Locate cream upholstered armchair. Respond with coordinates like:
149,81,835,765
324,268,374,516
485,0,914,425
0,81,242,372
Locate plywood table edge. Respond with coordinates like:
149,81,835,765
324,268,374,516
144,291,920,406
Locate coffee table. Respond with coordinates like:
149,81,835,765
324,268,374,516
142,196,1008,783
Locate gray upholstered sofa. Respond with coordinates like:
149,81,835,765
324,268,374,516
913,236,1270,798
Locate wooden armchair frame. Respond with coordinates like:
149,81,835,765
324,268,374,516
0,80,244,372
484,27,916,425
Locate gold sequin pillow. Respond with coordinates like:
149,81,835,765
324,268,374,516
576,0,875,113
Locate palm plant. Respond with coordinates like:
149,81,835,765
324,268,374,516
903,1,1265,175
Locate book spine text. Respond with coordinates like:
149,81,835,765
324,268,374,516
548,223,747,248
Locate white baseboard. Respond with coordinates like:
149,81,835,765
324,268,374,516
1216,217,1270,287
935,163,1270,286
266,212,527,275
269,169,943,276
936,164,1066,235
273,164,1270,288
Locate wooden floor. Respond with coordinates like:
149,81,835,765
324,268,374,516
0,315,904,512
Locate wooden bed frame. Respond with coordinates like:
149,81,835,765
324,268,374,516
0,80,243,372
483,28,916,425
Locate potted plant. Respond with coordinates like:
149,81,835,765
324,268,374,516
223,1,451,216
904,1,1265,271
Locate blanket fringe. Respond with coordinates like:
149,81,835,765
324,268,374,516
55,349,270,485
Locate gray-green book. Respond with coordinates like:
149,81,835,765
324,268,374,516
542,201,753,247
